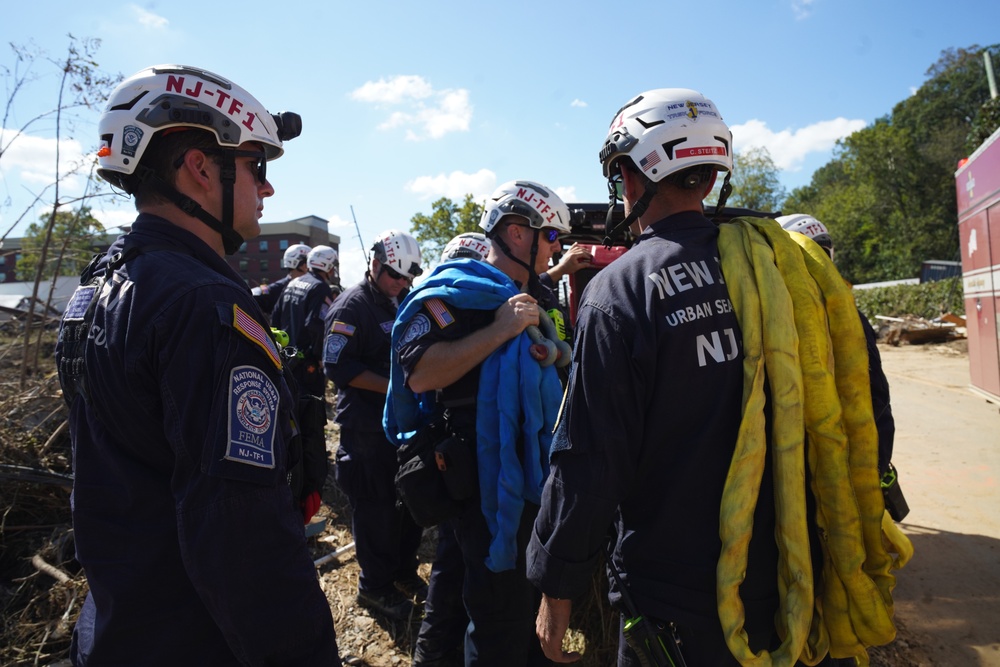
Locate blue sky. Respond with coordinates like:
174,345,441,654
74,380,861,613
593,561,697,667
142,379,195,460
2,0,998,285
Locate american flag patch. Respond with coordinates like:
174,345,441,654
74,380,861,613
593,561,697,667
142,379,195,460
426,298,454,328
639,151,662,171
233,304,282,369
332,320,356,335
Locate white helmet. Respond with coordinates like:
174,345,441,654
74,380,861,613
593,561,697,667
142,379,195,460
282,243,311,269
599,88,732,182
307,245,339,274
96,64,301,190
479,180,571,236
372,230,423,280
777,214,834,258
441,232,491,262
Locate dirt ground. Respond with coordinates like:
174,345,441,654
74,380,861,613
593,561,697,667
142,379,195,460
312,338,1000,667
3,338,996,666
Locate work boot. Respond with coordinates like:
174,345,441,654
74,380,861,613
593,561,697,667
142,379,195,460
394,574,429,603
357,587,415,621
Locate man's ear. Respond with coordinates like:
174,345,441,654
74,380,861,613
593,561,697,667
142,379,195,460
621,165,641,202
704,171,719,197
177,149,213,191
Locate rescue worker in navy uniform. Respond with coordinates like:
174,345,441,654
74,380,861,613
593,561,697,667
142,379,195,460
386,181,570,667
54,65,340,665
323,229,427,620
527,90,838,666
272,244,339,397
251,242,311,318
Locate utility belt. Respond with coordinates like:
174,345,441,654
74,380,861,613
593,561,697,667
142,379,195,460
394,415,478,528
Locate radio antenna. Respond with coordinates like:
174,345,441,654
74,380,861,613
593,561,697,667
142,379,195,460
350,205,370,265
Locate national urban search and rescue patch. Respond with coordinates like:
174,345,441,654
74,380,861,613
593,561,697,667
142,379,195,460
226,365,278,469
397,313,431,350
232,304,282,369
324,334,348,365
426,298,454,328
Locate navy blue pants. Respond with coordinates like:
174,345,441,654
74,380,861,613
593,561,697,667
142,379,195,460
450,502,551,667
413,521,467,663
335,428,423,595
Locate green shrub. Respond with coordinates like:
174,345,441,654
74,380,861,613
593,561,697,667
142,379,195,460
853,276,964,321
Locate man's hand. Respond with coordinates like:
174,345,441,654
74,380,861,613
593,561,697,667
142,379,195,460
536,594,581,663
494,293,541,339
546,243,593,282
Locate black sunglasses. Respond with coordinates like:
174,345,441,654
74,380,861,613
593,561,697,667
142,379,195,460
383,265,414,283
176,148,268,185
507,224,561,243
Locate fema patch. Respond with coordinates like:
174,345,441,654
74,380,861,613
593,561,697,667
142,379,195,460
122,125,144,158
380,320,393,334
325,334,348,364
226,365,278,468
397,314,431,350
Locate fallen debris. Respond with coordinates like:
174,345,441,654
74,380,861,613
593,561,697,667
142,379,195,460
877,314,966,346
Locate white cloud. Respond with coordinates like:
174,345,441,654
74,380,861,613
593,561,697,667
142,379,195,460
405,169,496,201
1,132,87,184
325,214,352,230
350,75,433,104
351,76,472,140
554,186,578,203
731,117,867,173
570,99,587,108
129,4,169,29
336,245,369,291
791,0,816,20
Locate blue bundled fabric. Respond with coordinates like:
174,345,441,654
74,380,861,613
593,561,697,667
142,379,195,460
384,259,562,571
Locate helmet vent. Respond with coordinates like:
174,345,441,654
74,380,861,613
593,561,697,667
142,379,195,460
110,91,149,112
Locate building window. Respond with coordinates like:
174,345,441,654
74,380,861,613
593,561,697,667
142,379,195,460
279,239,289,250
260,259,269,272
259,240,268,252
239,242,247,253
239,258,249,272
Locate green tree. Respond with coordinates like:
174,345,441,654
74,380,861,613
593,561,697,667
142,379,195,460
728,146,786,212
409,194,483,265
16,206,104,280
782,44,997,284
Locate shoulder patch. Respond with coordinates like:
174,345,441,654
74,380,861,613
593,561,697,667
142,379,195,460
325,333,348,364
398,313,431,350
232,304,282,370
380,320,393,334
331,320,356,336
226,366,279,468
426,298,455,328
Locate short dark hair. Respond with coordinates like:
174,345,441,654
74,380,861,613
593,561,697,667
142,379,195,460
622,160,715,192
129,129,219,208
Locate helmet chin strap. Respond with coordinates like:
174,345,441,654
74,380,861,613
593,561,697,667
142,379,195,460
603,178,657,249
712,171,734,219
491,228,542,293
134,149,245,255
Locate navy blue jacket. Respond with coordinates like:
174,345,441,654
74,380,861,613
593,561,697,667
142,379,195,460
527,211,779,630
271,271,333,362
323,278,402,432
58,215,339,666
251,273,293,316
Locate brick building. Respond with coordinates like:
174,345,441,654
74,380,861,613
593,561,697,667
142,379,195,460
1,215,340,289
